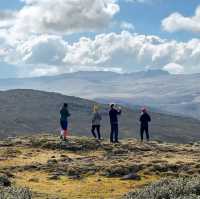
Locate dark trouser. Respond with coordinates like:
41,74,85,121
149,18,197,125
140,126,150,141
91,125,101,139
110,123,118,142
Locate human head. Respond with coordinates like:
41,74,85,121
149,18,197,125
63,103,68,108
141,107,147,113
93,105,99,112
110,104,115,109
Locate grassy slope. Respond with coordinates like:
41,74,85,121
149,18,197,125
0,89,200,143
1,135,200,198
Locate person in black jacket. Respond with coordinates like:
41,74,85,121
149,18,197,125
139,108,151,142
109,104,122,143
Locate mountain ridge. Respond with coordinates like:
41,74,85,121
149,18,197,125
0,70,200,119
0,89,200,143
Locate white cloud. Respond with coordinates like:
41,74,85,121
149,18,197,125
61,31,200,74
1,1,200,77
13,0,119,35
2,31,200,76
30,66,60,77
0,10,17,28
162,6,200,33
15,35,67,65
120,21,135,31
163,63,184,74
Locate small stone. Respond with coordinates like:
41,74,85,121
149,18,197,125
48,175,60,180
121,173,141,181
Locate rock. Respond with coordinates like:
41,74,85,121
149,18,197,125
112,148,129,155
0,175,11,187
121,173,141,181
48,175,60,180
2,171,15,178
28,177,39,183
69,175,82,180
60,154,68,158
23,164,40,171
60,157,73,162
47,159,58,164
103,164,142,177
150,164,169,172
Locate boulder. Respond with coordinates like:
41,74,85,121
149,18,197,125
121,173,141,181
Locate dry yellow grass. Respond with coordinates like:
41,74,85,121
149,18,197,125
2,136,199,199
0,145,159,198
14,171,159,199
0,147,83,168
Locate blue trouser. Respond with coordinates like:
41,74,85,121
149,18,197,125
110,123,118,142
140,126,149,141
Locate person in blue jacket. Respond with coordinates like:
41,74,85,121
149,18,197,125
109,104,122,143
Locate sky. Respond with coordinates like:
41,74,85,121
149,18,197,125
0,0,200,78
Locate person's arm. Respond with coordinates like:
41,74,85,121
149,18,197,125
117,107,122,115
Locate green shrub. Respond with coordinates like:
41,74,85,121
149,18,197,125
0,187,32,199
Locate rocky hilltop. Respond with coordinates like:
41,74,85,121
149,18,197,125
1,135,200,198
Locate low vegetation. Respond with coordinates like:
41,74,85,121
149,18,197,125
1,135,200,198
124,177,200,199
0,186,31,199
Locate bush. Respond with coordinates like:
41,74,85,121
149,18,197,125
124,177,200,199
0,187,32,199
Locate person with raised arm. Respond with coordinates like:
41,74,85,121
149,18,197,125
109,104,122,143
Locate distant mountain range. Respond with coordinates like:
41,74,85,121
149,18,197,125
0,89,200,143
0,70,200,119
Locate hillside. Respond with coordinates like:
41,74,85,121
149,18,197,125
0,89,200,143
1,135,200,198
0,70,200,118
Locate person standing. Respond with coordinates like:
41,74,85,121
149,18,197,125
140,108,151,142
60,103,71,140
109,104,122,143
91,105,102,140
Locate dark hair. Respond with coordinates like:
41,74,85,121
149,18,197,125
63,103,68,107
110,104,115,108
